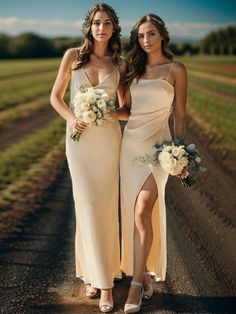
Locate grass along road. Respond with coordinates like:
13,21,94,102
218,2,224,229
0,59,60,79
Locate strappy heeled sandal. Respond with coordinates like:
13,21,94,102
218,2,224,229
142,271,154,300
99,300,114,313
124,281,143,313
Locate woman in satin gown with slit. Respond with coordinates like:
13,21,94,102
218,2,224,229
50,3,125,313
116,14,188,313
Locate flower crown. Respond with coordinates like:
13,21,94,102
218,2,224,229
82,4,121,35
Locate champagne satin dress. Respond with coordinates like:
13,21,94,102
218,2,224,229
120,62,175,281
66,66,122,289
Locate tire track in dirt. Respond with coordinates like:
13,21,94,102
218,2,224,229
0,105,57,151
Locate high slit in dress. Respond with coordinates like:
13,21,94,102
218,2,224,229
120,62,175,281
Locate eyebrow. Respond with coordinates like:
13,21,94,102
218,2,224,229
138,29,156,35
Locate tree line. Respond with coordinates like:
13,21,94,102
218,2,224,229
0,24,235,59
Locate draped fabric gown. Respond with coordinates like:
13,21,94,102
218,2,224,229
120,63,175,281
66,67,122,289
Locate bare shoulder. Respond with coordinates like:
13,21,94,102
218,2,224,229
173,61,187,75
63,47,79,63
172,61,187,83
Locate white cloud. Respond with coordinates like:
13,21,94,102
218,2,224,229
0,17,84,37
166,21,236,39
0,17,235,39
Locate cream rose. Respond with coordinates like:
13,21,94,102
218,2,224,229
97,99,106,109
80,101,90,111
83,110,96,123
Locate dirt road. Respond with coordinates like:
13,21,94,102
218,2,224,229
0,125,235,313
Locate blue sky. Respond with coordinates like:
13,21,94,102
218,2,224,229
1,0,236,39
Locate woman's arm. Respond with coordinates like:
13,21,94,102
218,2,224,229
50,48,88,133
50,48,78,124
172,62,188,139
114,59,131,121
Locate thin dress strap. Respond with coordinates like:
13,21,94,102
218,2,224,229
166,61,175,81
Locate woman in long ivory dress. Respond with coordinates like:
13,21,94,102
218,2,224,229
50,4,125,313
116,14,187,313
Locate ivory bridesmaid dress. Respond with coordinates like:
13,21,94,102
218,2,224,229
120,62,175,281
66,65,122,289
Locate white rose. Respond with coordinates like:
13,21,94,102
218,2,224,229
86,94,97,104
178,156,188,168
161,157,178,175
97,119,103,126
159,151,172,162
172,146,182,157
87,87,95,93
77,113,84,121
83,110,96,123
163,145,172,152
80,102,90,111
101,93,109,102
97,99,106,109
95,88,105,95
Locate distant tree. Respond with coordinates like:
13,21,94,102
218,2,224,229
0,33,11,58
200,25,236,55
8,33,54,58
52,37,83,56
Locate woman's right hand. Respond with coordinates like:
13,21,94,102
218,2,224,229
70,119,88,133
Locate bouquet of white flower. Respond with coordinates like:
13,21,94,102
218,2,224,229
134,138,206,187
70,85,115,141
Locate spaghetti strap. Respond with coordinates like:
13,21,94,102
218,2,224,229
166,61,175,81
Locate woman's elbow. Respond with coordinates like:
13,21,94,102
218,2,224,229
50,92,60,109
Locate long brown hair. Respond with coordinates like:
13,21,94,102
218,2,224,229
126,14,173,85
73,3,121,70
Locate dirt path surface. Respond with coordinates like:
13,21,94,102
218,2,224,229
0,105,57,151
0,126,235,313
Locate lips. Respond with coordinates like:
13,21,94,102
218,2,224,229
97,33,107,36
144,45,152,49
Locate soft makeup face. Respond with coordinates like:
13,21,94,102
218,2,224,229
90,10,114,42
138,21,163,54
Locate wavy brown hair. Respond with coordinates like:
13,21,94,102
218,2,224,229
125,14,174,85
73,3,121,70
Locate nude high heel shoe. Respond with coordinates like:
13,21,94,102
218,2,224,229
124,281,143,313
142,271,153,300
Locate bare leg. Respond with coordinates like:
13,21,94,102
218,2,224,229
125,174,158,305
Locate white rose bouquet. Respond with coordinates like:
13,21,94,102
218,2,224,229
70,85,115,141
134,138,206,187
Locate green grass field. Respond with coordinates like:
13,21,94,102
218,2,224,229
0,56,235,210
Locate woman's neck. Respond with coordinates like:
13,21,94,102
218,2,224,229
147,51,167,67
93,41,110,59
